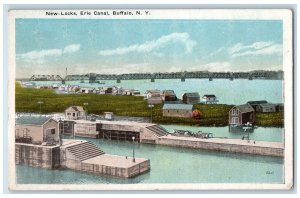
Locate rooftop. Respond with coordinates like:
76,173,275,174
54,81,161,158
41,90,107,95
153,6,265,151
247,100,268,105
234,104,255,113
183,92,200,97
65,106,85,112
259,103,276,107
203,94,216,98
16,116,51,126
163,104,193,110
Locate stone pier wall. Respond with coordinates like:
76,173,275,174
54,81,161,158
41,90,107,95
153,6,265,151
156,138,283,157
80,159,150,178
15,143,60,169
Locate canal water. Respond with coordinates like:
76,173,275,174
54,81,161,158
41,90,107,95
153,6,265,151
16,129,284,184
29,79,283,105
16,79,284,184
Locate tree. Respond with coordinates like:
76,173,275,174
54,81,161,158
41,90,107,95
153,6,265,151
192,109,202,119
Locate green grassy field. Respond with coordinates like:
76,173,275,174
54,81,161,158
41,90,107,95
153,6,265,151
15,82,283,127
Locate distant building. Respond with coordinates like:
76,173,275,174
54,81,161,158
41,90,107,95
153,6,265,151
163,104,193,118
104,112,114,120
161,90,177,101
202,95,218,104
275,103,284,112
15,116,59,145
256,103,276,113
229,104,255,125
122,89,140,96
65,106,86,120
80,87,94,94
247,100,268,111
145,90,163,104
182,92,200,104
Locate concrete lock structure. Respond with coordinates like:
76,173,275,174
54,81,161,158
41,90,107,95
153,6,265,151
15,116,151,178
65,119,284,157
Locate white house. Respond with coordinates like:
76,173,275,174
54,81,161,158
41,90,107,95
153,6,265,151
65,106,86,120
202,95,218,104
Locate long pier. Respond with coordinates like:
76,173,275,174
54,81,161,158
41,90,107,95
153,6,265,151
157,135,284,157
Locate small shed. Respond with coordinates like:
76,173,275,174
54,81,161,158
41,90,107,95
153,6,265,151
65,106,86,120
182,92,200,104
229,104,255,125
202,95,218,104
15,116,59,145
163,104,193,118
275,103,284,112
162,90,177,101
145,90,163,104
80,87,93,94
257,103,276,113
104,112,114,120
247,100,268,111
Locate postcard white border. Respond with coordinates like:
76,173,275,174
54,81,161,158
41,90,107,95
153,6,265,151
8,9,294,191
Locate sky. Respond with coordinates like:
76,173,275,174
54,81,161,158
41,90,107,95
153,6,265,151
15,19,283,78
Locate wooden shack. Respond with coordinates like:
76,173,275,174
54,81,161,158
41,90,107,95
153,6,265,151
15,116,59,145
65,106,86,120
182,92,200,104
145,90,163,104
229,104,255,125
162,90,177,101
257,103,276,113
247,100,268,111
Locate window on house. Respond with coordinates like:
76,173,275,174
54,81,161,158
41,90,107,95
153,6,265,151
67,113,71,115
232,109,236,115
50,129,55,134
73,113,75,116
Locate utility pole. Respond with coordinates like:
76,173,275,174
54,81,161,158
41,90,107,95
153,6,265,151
132,136,135,162
37,101,44,114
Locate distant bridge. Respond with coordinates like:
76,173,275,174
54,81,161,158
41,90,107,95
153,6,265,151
64,71,283,83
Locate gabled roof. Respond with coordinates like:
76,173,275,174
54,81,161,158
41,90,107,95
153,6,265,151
234,104,254,113
16,116,52,126
259,103,276,108
247,100,268,105
65,106,85,112
163,104,193,110
203,94,216,98
183,92,200,98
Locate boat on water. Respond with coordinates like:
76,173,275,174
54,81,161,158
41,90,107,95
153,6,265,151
229,122,257,132
97,81,105,84
172,129,213,139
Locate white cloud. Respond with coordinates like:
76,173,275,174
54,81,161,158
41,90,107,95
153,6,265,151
230,41,282,57
17,44,81,63
17,49,62,63
99,32,196,56
63,44,80,54
232,44,282,57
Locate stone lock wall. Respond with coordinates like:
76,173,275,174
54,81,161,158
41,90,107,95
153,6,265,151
15,144,60,169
